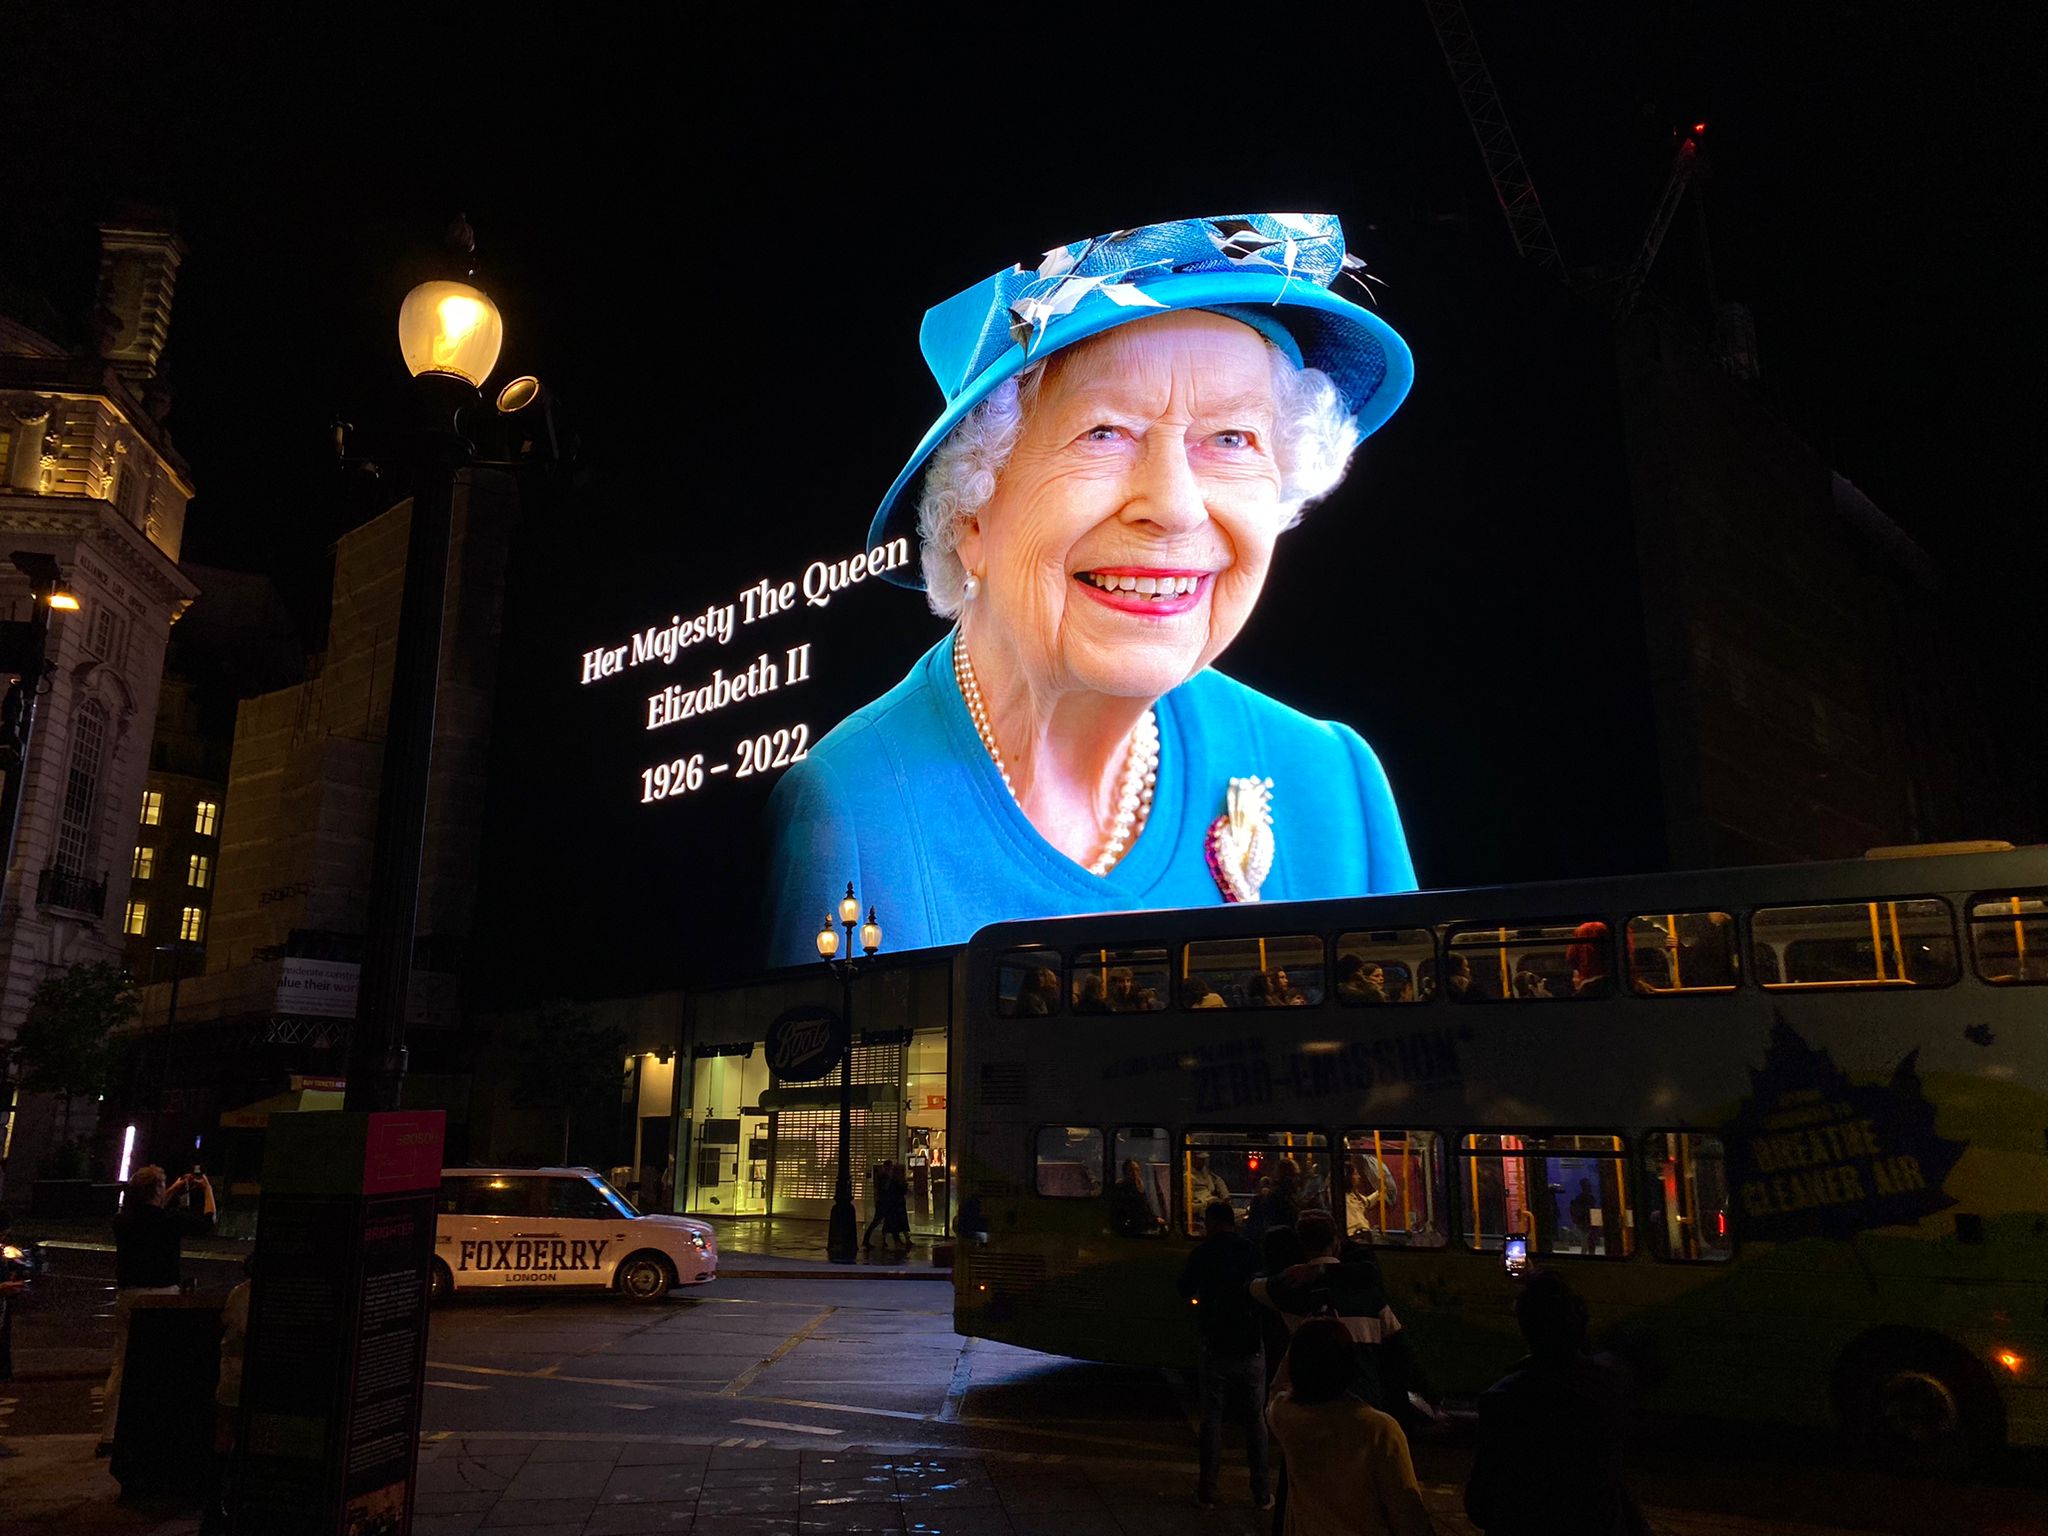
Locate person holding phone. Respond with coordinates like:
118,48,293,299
100,1163,214,1454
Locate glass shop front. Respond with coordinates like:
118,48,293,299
671,956,952,1235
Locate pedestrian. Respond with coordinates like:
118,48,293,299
101,1164,215,1454
200,1253,253,1536
1177,1201,1271,1512
881,1161,913,1251
1464,1271,1650,1535
0,1209,25,1389
1267,1317,1434,1536
1253,1211,1436,1422
1256,1226,1306,1387
862,1159,891,1250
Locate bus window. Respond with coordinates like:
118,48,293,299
1641,1133,1733,1263
1341,1131,1447,1248
1625,912,1740,995
1334,929,1434,1005
1070,946,1170,1014
996,950,1063,1017
1457,1133,1632,1258
1752,899,1959,989
1183,1129,1331,1236
1181,934,1324,1009
1967,892,2048,985
1111,1127,1171,1237
1445,921,1612,1002
1034,1126,1104,1198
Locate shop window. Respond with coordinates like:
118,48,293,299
1035,1125,1104,1198
1110,1126,1171,1237
139,790,162,826
1180,934,1323,1009
179,906,205,942
123,900,147,936
193,800,219,836
1457,1133,1632,1258
1640,1133,1733,1263
1181,1129,1330,1232
1069,945,1169,1014
1752,899,1958,990
187,854,211,889
132,845,153,880
1341,1130,1447,1248
1445,921,1612,1002
995,949,1062,1017
1334,929,1434,1005
1967,892,2048,985
1626,912,1740,994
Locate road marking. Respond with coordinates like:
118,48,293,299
718,1306,835,1397
426,1381,488,1391
732,1417,840,1436
937,1337,976,1423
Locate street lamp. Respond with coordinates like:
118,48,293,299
816,881,881,1263
344,229,504,1113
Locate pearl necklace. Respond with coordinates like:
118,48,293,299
954,640,1158,876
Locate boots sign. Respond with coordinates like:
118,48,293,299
765,1003,844,1082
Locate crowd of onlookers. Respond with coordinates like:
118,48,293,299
1178,1199,1651,1535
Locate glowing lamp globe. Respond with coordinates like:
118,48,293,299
397,279,504,387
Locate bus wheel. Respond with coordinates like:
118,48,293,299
616,1252,675,1304
429,1259,454,1305
1834,1331,2004,1468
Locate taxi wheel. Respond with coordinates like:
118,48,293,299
429,1259,453,1305
616,1252,674,1304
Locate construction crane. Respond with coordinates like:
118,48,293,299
1612,124,1708,320
1422,0,1568,281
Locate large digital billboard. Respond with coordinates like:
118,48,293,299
565,214,1437,973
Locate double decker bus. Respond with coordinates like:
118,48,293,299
949,845,2046,1460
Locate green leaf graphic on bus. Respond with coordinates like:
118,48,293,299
1721,1016,1963,1243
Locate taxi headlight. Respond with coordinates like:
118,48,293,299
689,1231,707,1249
1,1245,24,1262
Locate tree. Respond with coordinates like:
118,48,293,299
9,960,136,1158
509,1000,625,1164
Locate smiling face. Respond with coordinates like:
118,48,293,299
955,311,1287,700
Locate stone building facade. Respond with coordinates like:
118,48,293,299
0,219,199,1186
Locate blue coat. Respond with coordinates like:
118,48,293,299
761,633,1414,969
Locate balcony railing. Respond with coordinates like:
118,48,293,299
37,867,107,917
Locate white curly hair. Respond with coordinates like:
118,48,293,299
915,338,1361,619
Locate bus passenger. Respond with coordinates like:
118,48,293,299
1346,1158,1399,1238
1338,956,1388,1004
1464,1271,1649,1536
1567,922,1610,997
1017,966,1060,1015
1177,1201,1272,1512
1111,1158,1165,1237
1443,952,1477,1001
1187,1152,1232,1228
1266,1317,1433,1536
1074,973,1108,1013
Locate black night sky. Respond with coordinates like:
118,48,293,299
3,5,2040,997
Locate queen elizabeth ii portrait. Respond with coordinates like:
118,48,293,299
762,213,1418,968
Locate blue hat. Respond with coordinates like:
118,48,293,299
868,212,1415,588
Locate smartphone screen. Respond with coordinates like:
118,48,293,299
1503,1235,1529,1276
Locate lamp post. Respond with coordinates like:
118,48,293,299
816,883,881,1263
343,239,504,1112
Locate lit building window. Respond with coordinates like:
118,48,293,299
124,900,148,936
193,800,218,836
187,854,210,889
140,791,162,826
179,906,205,942
132,845,154,880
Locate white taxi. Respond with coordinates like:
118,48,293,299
431,1166,716,1303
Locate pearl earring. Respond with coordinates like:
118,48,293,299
963,573,981,602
